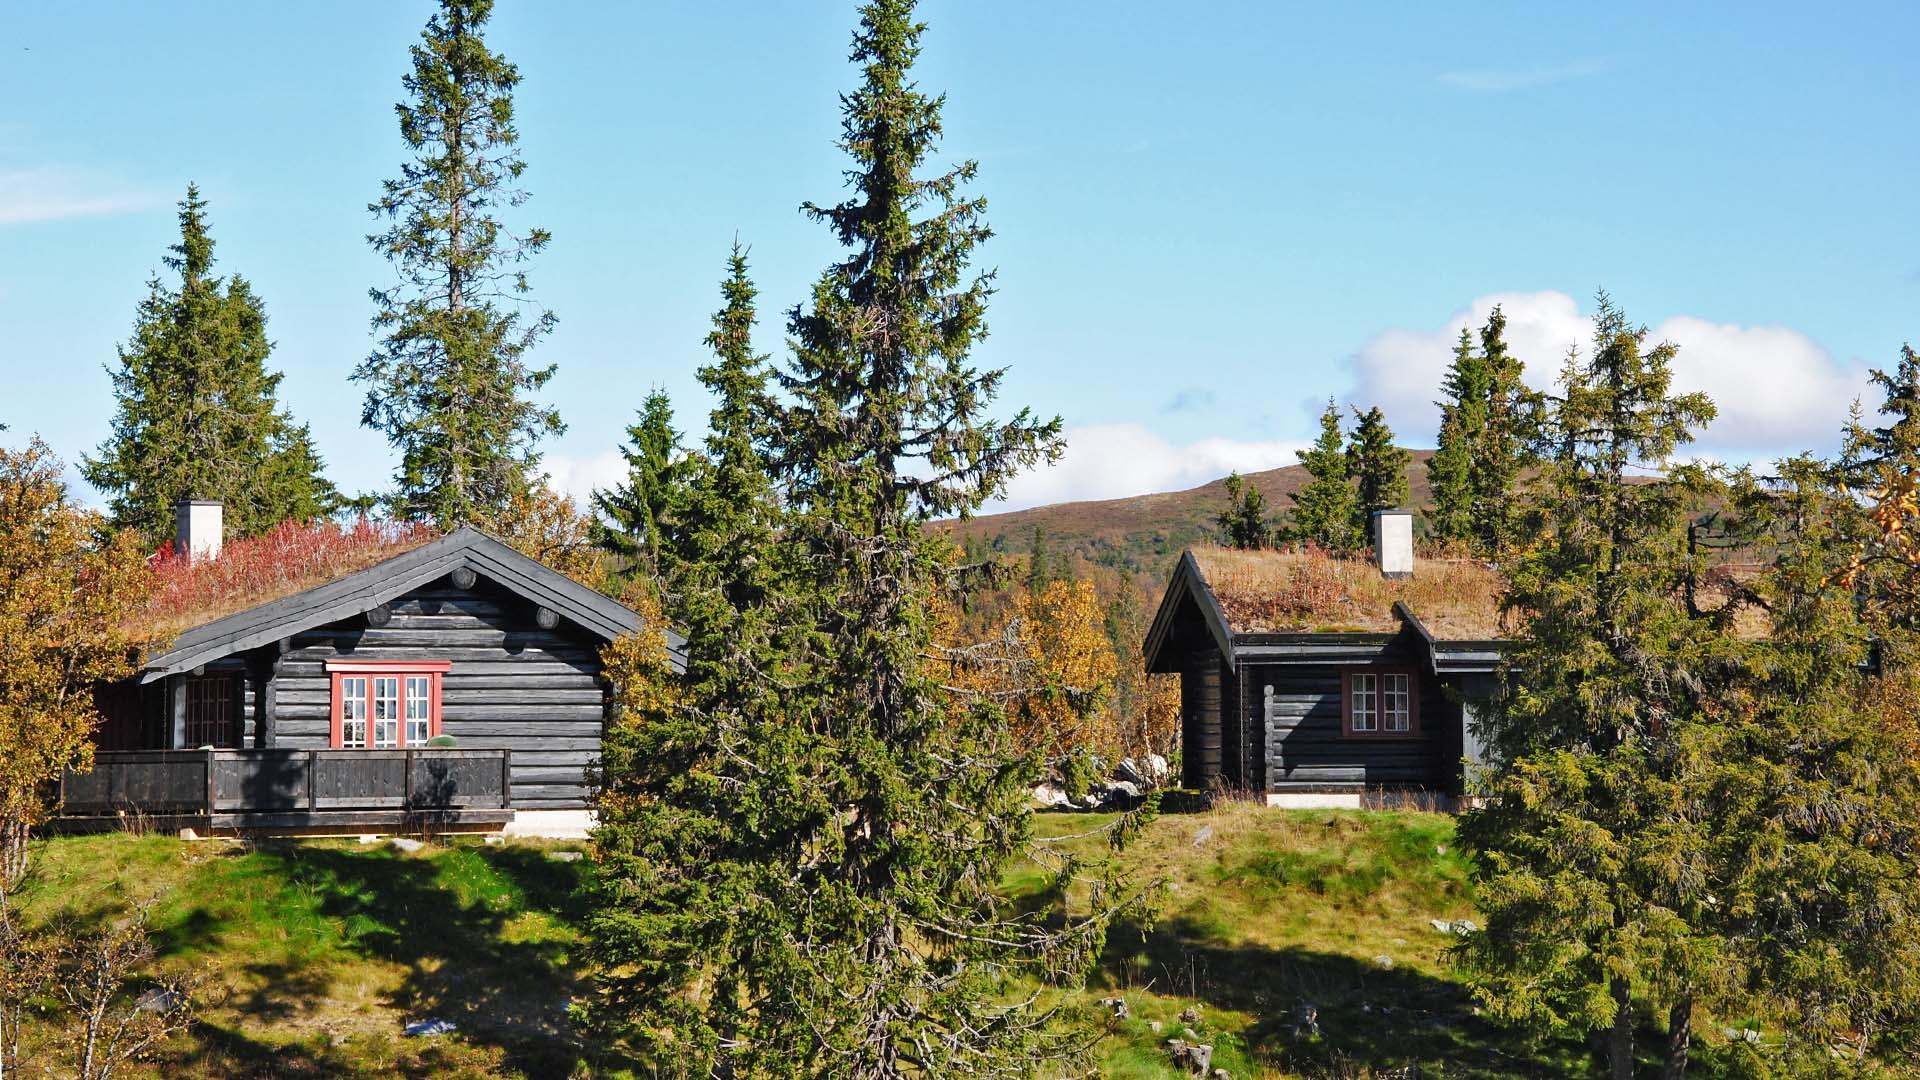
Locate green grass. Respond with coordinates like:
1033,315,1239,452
14,831,590,1077
13,807,1781,1078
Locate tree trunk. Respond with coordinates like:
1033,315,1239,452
0,818,26,898
1607,976,1635,1080
1663,996,1693,1080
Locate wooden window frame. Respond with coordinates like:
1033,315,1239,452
326,660,451,750
1341,666,1420,738
184,673,241,749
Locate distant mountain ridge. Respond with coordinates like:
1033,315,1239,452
939,449,1437,577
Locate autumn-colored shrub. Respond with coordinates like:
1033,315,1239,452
140,517,437,641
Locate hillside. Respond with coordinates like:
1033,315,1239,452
14,808,1791,1078
939,450,1436,577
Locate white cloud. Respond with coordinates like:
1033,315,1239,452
1351,291,1869,456
1438,60,1607,93
0,167,155,226
987,423,1306,513
540,449,626,509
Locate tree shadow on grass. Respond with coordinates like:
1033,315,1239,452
151,841,594,1078
1097,914,1591,1079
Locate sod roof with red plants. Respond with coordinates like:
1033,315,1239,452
134,518,439,645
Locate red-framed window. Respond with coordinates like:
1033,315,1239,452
1342,667,1418,737
326,660,450,749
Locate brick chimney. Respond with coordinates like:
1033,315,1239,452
174,499,224,562
1373,509,1413,579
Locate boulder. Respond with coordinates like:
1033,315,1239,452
1098,996,1129,1020
403,1018,456,1037
1115,757,1148,786
1179,1004,1202,1025
1373,954,1395,969
1147,753,1171,781
1032,783,1071,808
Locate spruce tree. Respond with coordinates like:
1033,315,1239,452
354,0,561,528
593,388,686,577
83,185,337,547
587,4,1131,1075
1027,523,1052,593
584,245,807,1066
1457,294,1721,1079
1290,398,1355,550
1472,305,1536,553
1216,471,1271,549
1428,328,1484,545
1345,405,1410,541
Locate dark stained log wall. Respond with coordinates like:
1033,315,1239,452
271,578,607,809
1180,646,1224,789
1256,659,1452,791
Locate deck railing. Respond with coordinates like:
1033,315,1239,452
57,748,512,821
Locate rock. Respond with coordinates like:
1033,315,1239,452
1148,1020,1162,1033
135,988,182,1014
1098,996,1129,1020
1032,783,1070,808
1115,757,1148,785
389,837,425,853
357,835,379,844
1373,954,1394,969
1212,1070,1232,1080
176,828,199,841
547,850,583,863
1106,780,1141,802
1191,825,1214,848
1179,1004,1202,1025
483,835,504,846
1180,1027,1198,1042
1429,918,1477,935
1147,753,1171,781
1291,1002,1320,1039
403,1018,456,1037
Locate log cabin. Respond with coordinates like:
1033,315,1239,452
74,501,685,838
1143,511,1507,807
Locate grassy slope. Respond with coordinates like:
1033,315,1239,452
15,806,1643,1079
935,452,1436,575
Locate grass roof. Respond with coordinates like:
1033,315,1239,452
134,518,439,646
1189,545,1511,640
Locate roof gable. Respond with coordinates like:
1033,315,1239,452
141,527,686,681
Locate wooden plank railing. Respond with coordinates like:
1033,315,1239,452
58,749,512,818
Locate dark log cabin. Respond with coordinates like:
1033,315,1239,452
1143,512,1506,807
79,505,684,837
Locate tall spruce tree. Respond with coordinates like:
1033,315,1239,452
1291,398,1355,550
1216,470,1271,549
584,245,809,1067
1346,405,1410,542
1457,294,1721,1080
1428,328,1484,544
84,185,337,547
354,0,561,528
586,4,1133,1075
1472,305,1536,553
593,388,686,577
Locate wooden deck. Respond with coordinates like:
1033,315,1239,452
55,749,514,834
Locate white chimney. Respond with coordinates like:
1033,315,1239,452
175,499,224,562
1373,510,1413,579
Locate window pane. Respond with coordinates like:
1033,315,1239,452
373,677,399,748
405,676,432,746
1351,673,1376,732
341,677,368,748
1384,673,1411,732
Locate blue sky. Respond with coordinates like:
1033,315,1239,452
3,1,1916,512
